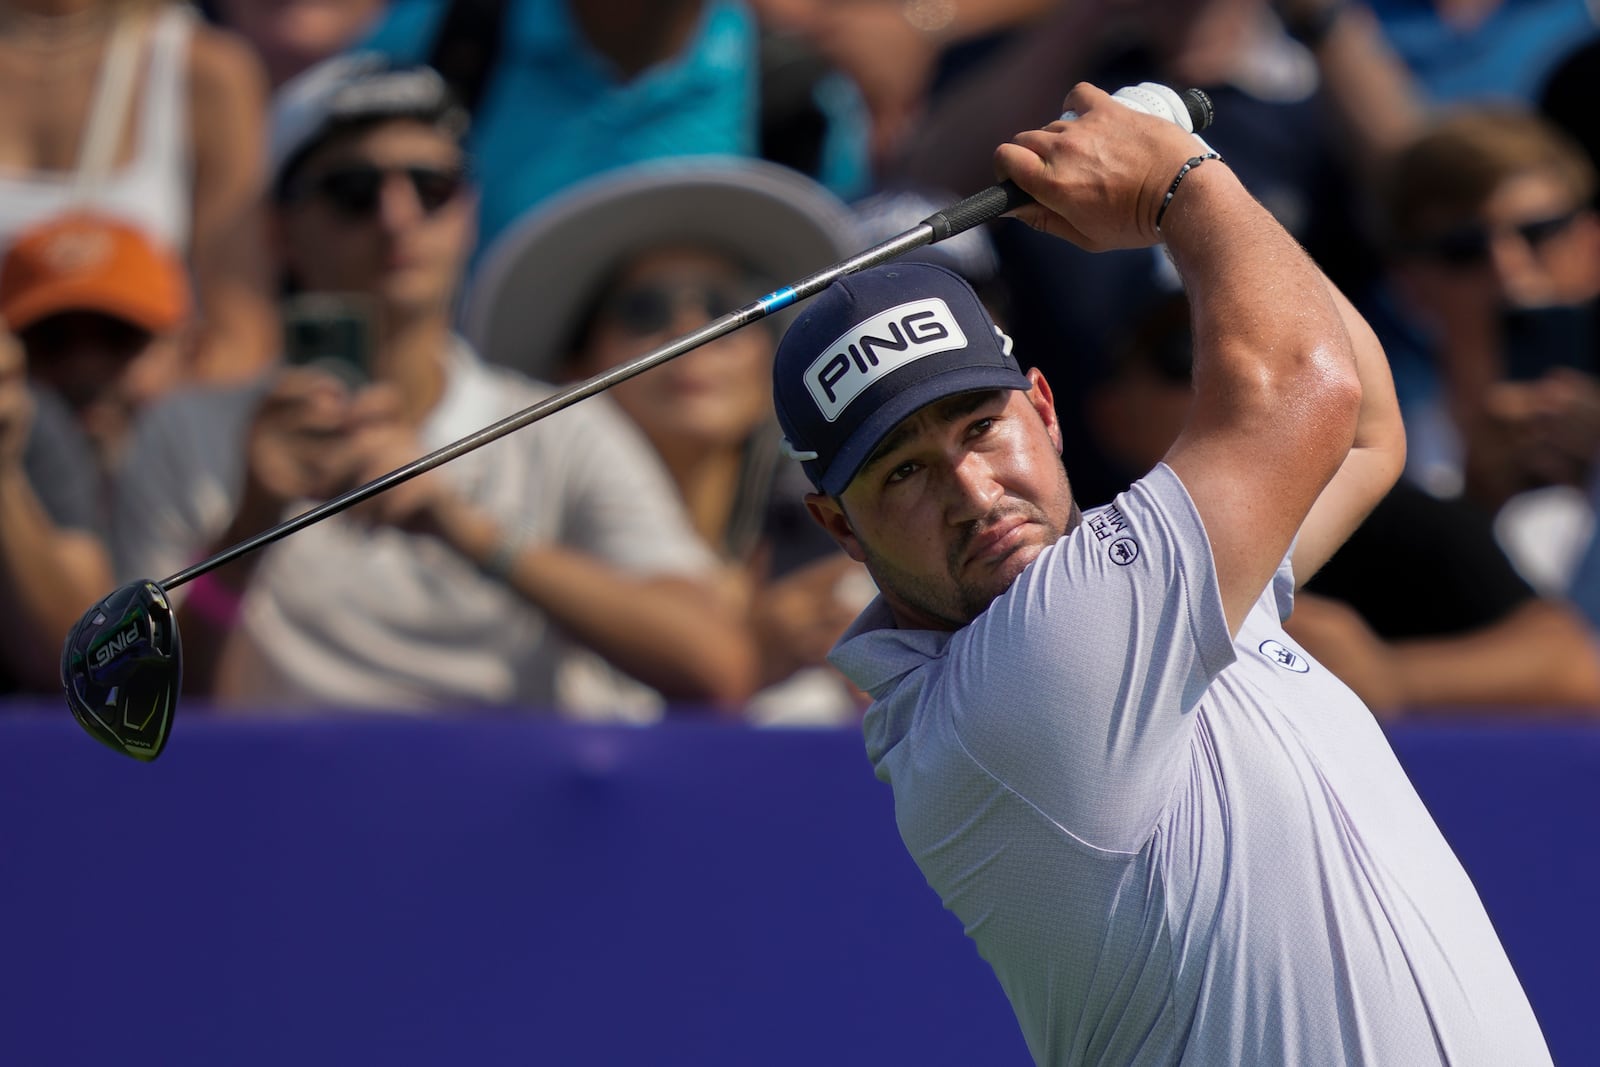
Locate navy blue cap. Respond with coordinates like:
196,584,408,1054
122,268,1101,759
774,262,1030,496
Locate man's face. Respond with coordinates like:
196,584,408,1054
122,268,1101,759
806,369,1079,631
23,311,184,459
1399,168,1600,313
276,119,475,318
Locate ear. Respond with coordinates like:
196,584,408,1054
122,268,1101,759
1023,367,1062,453
804,491,867,563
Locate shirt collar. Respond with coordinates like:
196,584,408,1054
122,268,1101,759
420,336,499,451
828,595,954,697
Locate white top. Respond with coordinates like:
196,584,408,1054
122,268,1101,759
113,340,715,712
833,464,1551,1067
0,6,193,254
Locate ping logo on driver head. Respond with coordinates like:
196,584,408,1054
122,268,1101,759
804,297,968,421
91,624,140,670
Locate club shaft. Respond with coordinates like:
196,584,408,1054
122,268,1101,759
156,83,1221,591
159,211,1016,591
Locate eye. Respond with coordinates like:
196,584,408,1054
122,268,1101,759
884,460,920,485
967,417,997,438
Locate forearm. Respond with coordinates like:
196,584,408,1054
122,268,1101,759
1162,163,1355,407
513,548,758,711
1296,3,1429,175
188,267,277,384
0,470,113,688
1157,161,1362,629
1394,601,1600,715
187,26,274,383
442,509,759,710
1293,279,1406,583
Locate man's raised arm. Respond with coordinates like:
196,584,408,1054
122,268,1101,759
998,83,1398,634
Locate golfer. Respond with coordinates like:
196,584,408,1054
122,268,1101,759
773,83,1551,1065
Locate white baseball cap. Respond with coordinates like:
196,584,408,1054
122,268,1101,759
268,52,469,196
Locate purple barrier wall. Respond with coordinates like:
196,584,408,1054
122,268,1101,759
0,707,1594,1066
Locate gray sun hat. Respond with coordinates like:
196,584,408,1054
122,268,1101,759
461,157,858,381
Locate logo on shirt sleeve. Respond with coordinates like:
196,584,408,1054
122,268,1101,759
1088,505,1140,565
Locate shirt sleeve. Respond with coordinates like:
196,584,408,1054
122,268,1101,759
943,463,1235,854
111,389,253,585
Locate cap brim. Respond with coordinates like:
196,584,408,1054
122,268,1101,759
819,362,1032,497
462,157,856,382
2,282,182,334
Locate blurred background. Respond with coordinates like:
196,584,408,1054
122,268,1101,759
2,0,1599,1062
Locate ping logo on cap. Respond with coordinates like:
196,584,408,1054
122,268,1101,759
803,298,968,421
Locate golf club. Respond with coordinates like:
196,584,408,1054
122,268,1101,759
61,83,1215,760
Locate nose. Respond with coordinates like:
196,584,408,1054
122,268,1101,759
669,290,721,334
376,172,425,230
1488,228,1556,306
944,450,1004,524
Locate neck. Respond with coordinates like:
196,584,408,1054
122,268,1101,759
368,311,452,424
650,435,742,552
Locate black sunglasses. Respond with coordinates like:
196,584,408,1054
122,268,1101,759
1410,209,1581,266
288,163,466,219
597,279,748,337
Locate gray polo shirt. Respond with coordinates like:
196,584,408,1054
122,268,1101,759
833,464,1550,1066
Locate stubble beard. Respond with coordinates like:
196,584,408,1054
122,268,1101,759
862,496,1083,628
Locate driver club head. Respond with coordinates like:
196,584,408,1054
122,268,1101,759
60,579,182,762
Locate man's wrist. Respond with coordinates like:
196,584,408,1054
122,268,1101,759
1155,152,1224,234
433,501,513,577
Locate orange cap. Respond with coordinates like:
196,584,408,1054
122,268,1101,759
0,212,191,334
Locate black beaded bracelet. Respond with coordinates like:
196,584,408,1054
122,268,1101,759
1155,152,1221,233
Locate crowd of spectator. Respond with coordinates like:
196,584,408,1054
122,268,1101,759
3,0,1600,726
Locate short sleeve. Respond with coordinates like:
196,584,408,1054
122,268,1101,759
111,387,257,584
945,464,1234,853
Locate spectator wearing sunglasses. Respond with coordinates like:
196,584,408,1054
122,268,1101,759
464,159,872,724
1377,106,1600,591
111,55,758,716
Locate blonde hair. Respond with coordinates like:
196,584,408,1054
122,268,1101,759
1378,106,1597,250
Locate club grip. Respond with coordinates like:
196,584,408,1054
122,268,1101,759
919,84,1215,244
922,181,1034,242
